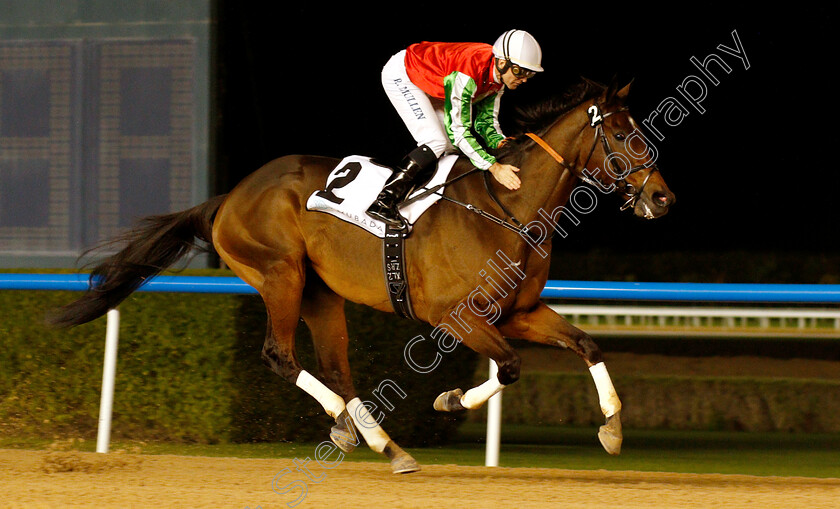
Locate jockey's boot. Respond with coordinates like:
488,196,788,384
366,145,437,228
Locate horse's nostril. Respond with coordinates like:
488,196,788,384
653,192,671,207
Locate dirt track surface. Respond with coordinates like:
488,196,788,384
2,449,839,509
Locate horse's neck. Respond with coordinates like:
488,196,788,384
430,105,589,252
505,108,589,223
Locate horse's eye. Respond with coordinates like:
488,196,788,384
614,132,626,141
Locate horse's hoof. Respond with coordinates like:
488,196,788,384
598,411,623,455
384,440,420,474
329,410,358,453
433,388,465,412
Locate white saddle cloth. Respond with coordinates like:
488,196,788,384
305,155,458,238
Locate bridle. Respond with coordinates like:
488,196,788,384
527,102,660,212
402,102,662,239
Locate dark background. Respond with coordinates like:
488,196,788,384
213,4,837,258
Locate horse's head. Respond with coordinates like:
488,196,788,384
576,79,675,219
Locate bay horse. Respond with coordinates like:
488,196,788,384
50,78,674,473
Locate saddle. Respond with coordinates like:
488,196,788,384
306,155,458,238
306,155,458,319
306,153,538,320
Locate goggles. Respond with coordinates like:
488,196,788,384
509,63,536,79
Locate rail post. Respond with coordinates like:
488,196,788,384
96,308,120,453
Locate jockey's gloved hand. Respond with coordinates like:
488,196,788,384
488,162,521,190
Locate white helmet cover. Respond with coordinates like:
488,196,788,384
492,29,544,72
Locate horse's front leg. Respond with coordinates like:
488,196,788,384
497,302,623,455
430,311,520,414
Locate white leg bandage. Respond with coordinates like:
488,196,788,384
589,362,621,417
460,377,506,410
295,370,346,419
346,398,391,453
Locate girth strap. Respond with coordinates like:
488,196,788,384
382,225,416,320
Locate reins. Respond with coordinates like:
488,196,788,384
400,167,534,237
491,103,661,224
398,167,481,208
401,102,660,239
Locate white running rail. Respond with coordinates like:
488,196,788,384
548,303,840,337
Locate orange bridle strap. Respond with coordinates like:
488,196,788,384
525,132,566,166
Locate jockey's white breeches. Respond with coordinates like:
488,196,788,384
381,50,453,158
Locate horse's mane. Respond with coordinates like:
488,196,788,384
493,78,605,165
510,79,604,135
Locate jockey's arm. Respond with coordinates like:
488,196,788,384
443,72,499,171
473,91,507,150
444,73,521,190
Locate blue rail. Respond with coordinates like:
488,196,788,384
2,273,840,303
0,273,258,294
540,281,840,303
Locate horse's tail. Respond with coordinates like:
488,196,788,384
47,194,228,328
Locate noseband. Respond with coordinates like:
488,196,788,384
527,103,659,212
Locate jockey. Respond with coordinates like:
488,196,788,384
367,29,544,228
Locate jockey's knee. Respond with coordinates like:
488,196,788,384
415,138,448,159
496,354,521,385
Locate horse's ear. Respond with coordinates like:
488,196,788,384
581,76,606,90
604,74,621,101
616,78,634,101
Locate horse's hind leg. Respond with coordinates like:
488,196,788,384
300,274,420,474
256,261,350,432
298,282,358,455
497,302,622,455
